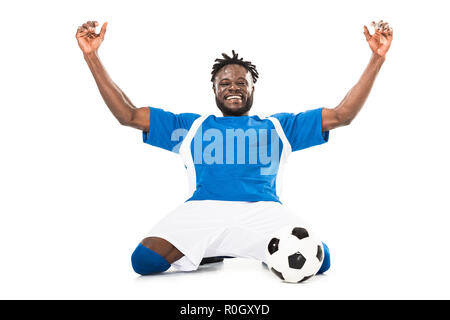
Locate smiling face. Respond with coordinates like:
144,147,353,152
213,64,255,116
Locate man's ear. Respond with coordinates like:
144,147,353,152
212,84,216,95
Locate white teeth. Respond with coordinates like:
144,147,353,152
226,96,242,100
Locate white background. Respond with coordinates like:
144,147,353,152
1,0,449,299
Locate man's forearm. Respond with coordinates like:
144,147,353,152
83,52,135,125
335,53,385,124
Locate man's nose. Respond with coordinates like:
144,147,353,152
229,83,241,93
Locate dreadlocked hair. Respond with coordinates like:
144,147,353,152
211,50,259,84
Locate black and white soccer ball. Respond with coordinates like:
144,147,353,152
265,226,324,283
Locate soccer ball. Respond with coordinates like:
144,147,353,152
265,226,324,283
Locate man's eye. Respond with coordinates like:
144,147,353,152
238,82,246,86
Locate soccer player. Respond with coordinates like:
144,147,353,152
76,20,393,276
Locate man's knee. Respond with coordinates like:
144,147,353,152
317,242,331,274
131,243,171,275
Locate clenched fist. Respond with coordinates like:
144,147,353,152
76,20,108,54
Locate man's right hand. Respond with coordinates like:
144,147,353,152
76,21,108,54
77,20,150,132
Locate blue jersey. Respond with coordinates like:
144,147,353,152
143,107,329,203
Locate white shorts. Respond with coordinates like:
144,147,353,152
145,200,309,271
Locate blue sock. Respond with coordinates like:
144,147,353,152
131,243,171,275
317,242,331,274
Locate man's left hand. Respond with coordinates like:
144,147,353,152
363,20,393,57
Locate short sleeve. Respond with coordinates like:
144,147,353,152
142,107,201,153
271,108,329,152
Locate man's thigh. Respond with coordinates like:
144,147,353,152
143,200,231,271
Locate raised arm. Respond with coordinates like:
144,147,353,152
322,20,393,131
76,21,150,132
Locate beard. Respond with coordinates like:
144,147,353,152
215,93,254,117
